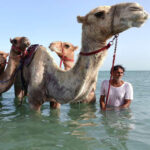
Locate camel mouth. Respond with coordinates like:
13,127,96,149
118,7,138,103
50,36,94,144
120,8,149,28
53,49,62,55
22,37,31,48
125,4,149,27
49,46,61,54
133,14,149,27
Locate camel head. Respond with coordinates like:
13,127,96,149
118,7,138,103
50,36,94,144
10,37,30,54
77,2,149,41
49,41,78,58
0,51,9,59
0,51,9,71
0,53,8,74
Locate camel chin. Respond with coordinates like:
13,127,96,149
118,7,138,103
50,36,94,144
132,20,148,27
121,19,147,28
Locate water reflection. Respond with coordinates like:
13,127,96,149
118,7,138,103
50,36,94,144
100,109,133,150
67,103,98,141
68,103,97,121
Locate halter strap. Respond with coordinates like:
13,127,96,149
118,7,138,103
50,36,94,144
79,43,111,56
11,45,22,54
11,45,28,58
111,6,117,35
59,43,74,68
60,56,74,62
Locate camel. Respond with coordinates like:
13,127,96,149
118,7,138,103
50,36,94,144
49,41,96,108
0,37,30,94
22,2,148,111
0,51,9,74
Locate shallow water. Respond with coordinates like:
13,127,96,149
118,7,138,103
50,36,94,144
0,71,150,150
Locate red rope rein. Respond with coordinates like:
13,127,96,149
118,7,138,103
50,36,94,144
105,34,119,106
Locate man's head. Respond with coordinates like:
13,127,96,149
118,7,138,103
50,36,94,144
110,65,125,81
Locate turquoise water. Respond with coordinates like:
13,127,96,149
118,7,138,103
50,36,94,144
0,71,150,150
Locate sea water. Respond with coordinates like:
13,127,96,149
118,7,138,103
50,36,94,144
0,71,150,150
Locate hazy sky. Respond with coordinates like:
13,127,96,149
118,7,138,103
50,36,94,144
0,0,150,70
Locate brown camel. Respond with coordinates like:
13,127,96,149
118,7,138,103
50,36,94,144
0,37,30,94
49,41,96,108
22,2,148,111
0,51,9,74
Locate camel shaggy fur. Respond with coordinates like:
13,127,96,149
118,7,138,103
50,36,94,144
22,2,148,111
0,37,30,94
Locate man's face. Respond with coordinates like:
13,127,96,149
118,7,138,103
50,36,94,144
112,68,124,81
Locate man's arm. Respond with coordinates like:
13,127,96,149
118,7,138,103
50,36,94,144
100,95,106,110
119,99,131,109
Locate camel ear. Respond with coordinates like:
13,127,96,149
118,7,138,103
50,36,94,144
77,16,86,24
74,46,78,51
10,38,13,44
10,38,17,45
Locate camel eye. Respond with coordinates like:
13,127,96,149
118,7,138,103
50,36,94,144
12,39,17,44
94,11,105,18
64,44,70,49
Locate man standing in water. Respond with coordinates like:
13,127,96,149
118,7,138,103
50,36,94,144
100,65,133,111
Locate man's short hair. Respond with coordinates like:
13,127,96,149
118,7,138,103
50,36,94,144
110,65,125,73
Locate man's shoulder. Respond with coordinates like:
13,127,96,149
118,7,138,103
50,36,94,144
124,82,133,88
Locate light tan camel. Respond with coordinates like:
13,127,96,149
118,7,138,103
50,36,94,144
0,37,30,94
0,51,9,74
22,2,148,111
49,41,96,108
49,42,78,71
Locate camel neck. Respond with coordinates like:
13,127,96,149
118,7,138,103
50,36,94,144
68,38,108,100
0,50,19,79
81,36,107,53
0,49,21,93
64,61,74,70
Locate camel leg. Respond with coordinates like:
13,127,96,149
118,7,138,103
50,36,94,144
28,93,43,112
29,103,41,112
50,101,61,109
88,94,96,104
14,71,26,101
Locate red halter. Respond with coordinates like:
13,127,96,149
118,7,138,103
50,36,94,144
59,43,74,69
105,34,119,106
11,45,28,58
80,43,111,56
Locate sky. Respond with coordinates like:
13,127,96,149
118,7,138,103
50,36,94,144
0,0,150,71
